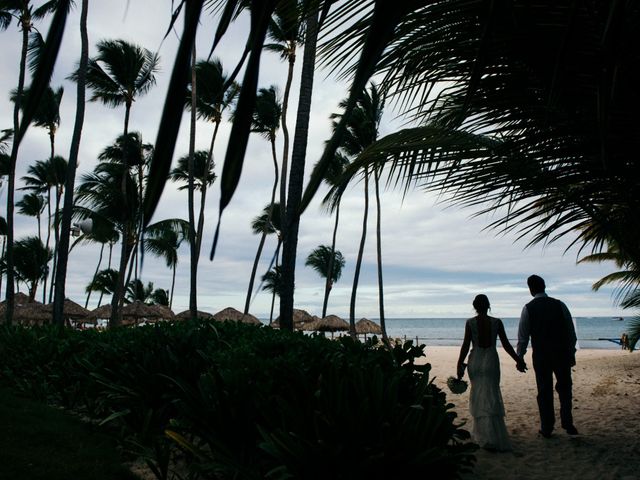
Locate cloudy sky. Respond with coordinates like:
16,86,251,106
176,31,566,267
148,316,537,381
0,1,627,319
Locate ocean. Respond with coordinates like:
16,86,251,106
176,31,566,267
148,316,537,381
371,316,629,349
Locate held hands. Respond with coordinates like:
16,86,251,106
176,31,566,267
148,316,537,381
516,358,528,373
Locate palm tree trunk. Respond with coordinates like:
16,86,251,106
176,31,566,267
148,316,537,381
98,242,113,307
85,243,103,308
42,190,52,303
322,202,341,317
269,240,282,324
349,168,369,336
373,168,389,345
110,230,132,327
244,139,279,314
279,51,296,231
280,6,320,331
49,186,63,303
4,21,30,326
170,262,177,309
188,46,198,316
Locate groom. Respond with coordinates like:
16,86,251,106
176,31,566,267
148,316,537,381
517,275,578,438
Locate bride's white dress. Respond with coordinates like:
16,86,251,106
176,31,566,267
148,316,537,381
467,316,512,451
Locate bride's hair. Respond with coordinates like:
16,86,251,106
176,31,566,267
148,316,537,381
473,294,490,314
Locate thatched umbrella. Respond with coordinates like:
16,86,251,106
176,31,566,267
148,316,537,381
175,309,214,321
151,304,175,321
355,318,382,335
212,307,262,326
272,308,315,329
89,304,112,320
313,315,350,333
44,298,91,319
121,300,163,325
13,303,51,326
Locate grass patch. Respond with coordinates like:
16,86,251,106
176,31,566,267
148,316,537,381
0,386,139,480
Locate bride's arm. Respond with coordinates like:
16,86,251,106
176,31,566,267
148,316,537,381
457,321,471,379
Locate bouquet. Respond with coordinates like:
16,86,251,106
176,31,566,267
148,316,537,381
446,376,468,394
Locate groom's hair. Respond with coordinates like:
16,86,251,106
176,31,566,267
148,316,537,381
527,275,546,294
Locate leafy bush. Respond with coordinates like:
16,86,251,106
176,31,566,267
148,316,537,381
0,322,476,479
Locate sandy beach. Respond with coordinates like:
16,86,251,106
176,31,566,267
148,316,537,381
420,347,640,480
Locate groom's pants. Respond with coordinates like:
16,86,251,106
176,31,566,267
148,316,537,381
532,353,573,432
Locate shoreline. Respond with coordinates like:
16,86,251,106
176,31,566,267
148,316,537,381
418,347,640,479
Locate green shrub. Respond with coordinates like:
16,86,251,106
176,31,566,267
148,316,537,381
0,322,476,480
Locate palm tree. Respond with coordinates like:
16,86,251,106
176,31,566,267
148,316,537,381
20,155,67,302
143,218,190,308
0,0,57,325
0,236,52,302
182,57,238,316
264,0,304,222
74,38,158,325
0,216,6,296
318,151,350,318
330,83,386,336
69,215,119,308
75,160,138,327
245,202,282,315
262,265,283,323
279,2,331,330
125,279,154,304
16,192,45,240
53,0,89,326
305,245,345,315
79,38,159,136
170,151,217,192
243,86,282,315
85,268,117,307
10,83,63,161
148,287,169,307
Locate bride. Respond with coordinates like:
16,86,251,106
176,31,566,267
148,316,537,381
456,294,526,451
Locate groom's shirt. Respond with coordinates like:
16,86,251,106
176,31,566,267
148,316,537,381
517,293,577,358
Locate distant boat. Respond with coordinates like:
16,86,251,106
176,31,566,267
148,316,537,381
613,317,624,321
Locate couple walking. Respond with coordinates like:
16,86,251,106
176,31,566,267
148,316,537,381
456,275,578,452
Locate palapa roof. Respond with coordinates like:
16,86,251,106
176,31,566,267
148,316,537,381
311,315,350,332
151,304,175,320
44,298,91,319
122,300,163,319
272,308,315,329
175,309,214,320
212,307,261,325
13,303,51,325
355,317,382,334
89,304,112,319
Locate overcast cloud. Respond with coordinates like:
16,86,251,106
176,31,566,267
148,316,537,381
0,1,626,319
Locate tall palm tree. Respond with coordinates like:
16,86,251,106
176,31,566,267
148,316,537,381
74,38,158,326
0,216,6,296
305,244,345,314
75,160,138,327
318,151,350,318
182,58,238,315
243,86,282,314
330,83,386,336
264,0,304,223
245,202,282,315
279,2,331,330
53,0,89,326
16,192,44,239
143,218,190,308
0,236,52,302
0,0,57,325
20,155,67,302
